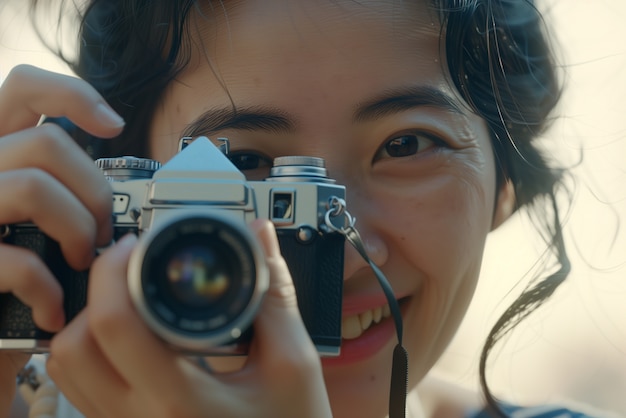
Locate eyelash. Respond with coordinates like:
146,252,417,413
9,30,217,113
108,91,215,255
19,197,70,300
372,131,448,163
216,130,448,173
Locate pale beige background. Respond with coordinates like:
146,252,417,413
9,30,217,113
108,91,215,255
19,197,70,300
1,1,625,416
435,2,626,415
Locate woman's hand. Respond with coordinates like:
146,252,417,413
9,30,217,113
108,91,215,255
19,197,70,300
47,220,333,418
0,65,123,414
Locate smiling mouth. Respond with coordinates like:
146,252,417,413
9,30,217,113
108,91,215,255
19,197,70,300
341,297,410,340
341,304,392,340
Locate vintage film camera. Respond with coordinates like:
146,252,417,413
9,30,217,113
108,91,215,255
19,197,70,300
0,137,345,355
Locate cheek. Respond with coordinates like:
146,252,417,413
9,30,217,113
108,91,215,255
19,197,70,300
385,160,496,285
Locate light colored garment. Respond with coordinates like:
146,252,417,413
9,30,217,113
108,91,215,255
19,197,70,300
20,356,613,418
17,355,84,418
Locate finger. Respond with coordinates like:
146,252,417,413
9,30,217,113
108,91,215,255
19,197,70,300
0,125,113,247
0,243,64,331
0,65,124,138
243,220,330,417
247,220,320,369
86,234,190,401
48,311,126,418
0,169,102,270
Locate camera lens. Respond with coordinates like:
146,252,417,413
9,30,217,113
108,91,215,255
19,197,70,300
165,244,231,309
128,213,269,352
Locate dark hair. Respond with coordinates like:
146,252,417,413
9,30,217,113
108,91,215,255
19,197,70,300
435,1,570,415
31,0,570,415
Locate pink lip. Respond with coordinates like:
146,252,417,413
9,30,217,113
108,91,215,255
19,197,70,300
322,292,402,367
321,314,397,367
321,296,408,367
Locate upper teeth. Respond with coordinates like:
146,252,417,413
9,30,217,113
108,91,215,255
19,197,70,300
342,304,391,340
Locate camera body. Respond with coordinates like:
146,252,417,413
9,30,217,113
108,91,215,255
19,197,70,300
0,137,345,356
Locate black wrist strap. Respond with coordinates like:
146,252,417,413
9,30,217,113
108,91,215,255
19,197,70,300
324,197,408,418
342,225,408,418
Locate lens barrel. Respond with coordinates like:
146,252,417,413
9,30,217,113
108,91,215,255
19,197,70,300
127,212,268,352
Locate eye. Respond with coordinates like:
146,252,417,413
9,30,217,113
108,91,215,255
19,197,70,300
228,151,272,180
373,132,444,162
229,152,270,170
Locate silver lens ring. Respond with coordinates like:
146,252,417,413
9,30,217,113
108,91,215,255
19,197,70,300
127,211,269,352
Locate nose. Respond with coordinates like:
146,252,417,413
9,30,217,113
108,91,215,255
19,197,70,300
319,156,389,281
341,216,389,281
334,182,389,280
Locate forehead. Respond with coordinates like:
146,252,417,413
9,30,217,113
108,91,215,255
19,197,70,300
186,0,442,67
151,0,463,152
199,0,437,27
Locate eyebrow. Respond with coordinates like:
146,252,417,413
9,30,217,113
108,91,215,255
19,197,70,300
182,85,464,137
352,86,464,122
182,105,296,137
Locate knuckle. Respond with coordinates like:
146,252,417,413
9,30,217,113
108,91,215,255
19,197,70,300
71,215,98,245
88,302,125,341
12,169,50,207
57,80,96,106
62,218,98,266
35,123,73,155
34,124,112,223
92,181,114,222
2,64,36,87
12,252,48,291
49,332,73,364
265,256,298,306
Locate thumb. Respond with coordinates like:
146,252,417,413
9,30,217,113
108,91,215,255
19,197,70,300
245,220,332,418
248,219,319,364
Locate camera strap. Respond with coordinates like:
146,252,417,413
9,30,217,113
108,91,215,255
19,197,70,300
324,197,408,418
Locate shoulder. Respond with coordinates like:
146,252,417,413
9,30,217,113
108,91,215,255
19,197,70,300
417,373,482,418
418,373,618,418
468,404,618,418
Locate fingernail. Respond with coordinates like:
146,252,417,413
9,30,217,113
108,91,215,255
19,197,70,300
95,103,125,128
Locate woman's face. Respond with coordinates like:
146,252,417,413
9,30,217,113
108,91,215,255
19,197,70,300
149,0,511,416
